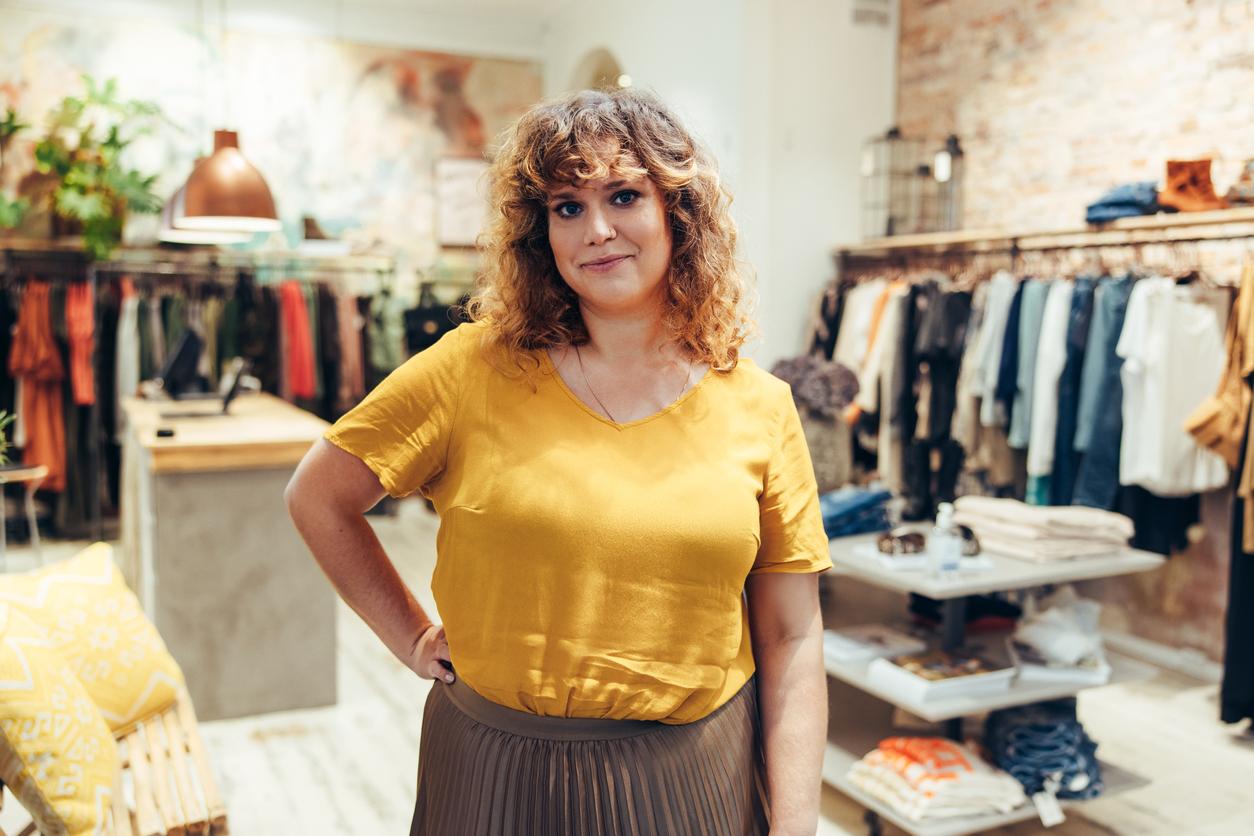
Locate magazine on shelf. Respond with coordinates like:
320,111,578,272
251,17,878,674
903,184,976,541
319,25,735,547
1006,636,1113,685
823,625,928,665
867,649,1016,703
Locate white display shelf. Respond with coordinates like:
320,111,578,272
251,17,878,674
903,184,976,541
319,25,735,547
824,647,1156,723
827,532,1165,600
823,733,1147,836
822,528,1163,832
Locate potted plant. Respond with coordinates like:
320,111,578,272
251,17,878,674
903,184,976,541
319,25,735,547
0,106,30,230
31,74,165,260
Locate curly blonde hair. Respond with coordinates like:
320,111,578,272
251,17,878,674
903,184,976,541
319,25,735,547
466,87,756,372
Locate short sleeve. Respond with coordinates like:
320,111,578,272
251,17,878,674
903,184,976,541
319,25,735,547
752,390,835,575
324,324,471,498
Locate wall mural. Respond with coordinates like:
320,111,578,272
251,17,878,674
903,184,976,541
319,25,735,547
0,9,542,271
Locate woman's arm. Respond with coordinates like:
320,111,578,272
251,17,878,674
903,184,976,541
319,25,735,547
747,571,827,836
285,438,453,682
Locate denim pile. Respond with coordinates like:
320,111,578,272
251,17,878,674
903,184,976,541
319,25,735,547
1084,181,1162,224
983,699,1103,800
819,486,892,538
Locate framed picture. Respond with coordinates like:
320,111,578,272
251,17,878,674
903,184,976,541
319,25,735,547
435,157,490,247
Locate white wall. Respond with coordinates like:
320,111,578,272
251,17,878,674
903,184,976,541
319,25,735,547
0,0,548,61
542,0,897,367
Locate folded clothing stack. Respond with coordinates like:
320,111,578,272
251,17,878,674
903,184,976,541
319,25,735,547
953,496,1134,562
820,486,892,538
847,737,1028,822
1085,180,1163,224
984,699,1104,800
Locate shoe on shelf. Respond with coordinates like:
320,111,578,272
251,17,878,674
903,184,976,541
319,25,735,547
1157,158,1229,212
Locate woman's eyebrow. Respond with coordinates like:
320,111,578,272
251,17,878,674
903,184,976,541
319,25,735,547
548,180,630,203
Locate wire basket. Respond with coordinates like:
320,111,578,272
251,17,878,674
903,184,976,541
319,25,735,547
861,129,963,239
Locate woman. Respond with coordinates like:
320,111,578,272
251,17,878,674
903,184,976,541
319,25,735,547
286,88,832,835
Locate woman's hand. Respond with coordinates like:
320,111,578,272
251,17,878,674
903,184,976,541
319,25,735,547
408,623,456,684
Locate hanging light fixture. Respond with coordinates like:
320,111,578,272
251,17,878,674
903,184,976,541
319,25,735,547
172,129,281,232
158,161,252,244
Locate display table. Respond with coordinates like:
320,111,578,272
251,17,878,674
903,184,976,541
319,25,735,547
823,531,1165,836
120,393,335,721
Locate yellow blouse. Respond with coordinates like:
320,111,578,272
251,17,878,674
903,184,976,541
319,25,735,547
325,322,832,723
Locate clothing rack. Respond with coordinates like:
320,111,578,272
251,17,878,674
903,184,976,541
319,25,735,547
1,240,401,543
835,206,1254,268
1,247,103,541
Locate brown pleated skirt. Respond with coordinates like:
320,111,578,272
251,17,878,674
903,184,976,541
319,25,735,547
410,677,769,835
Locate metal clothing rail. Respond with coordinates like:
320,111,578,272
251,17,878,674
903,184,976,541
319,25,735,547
835,206,1254,262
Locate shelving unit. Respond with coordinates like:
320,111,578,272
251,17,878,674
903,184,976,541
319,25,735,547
822,532,1166,835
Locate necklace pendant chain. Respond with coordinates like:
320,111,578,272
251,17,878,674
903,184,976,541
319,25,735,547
574,344,692,424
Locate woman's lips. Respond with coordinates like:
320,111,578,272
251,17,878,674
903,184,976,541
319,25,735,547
581,255,631,272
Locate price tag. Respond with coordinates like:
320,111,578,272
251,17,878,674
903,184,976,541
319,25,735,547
1032,775,1066,828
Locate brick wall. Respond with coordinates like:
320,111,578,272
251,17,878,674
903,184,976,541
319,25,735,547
895,0,1254,663
897,0,1254,232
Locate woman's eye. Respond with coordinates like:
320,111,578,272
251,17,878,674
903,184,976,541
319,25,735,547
553,202,581,218
611,190,640,206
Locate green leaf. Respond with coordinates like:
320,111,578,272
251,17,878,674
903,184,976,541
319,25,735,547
0,107,28,140
0,195,29,228
55,187,109,221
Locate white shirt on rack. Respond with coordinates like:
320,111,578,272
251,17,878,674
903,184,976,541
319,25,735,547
1118,277,1229,495
833,278,888,373
975,271,1018,427
1026,279,1073,477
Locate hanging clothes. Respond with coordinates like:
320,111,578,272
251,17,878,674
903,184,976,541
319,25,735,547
1007,279,1052,450
335,288,366,411
66,281,96,406
114,279,140,441
8,280,66,492
146,293,167,375
367,288,407,388
975,271,1018,428
1051,276,1096,505
1025,280,1074,504
1117,278,1228,496
993,279,1025,424
1186,262,1254,469
278,280,317,401
303,283,323,403
0,287,17,420
1072,275,1134,509
833,278,888,373
317,283,343,420
1223,452,1254,723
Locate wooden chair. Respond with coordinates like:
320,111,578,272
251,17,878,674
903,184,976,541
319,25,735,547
0,689,228,835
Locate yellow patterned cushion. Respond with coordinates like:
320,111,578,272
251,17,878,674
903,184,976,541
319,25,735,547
0,604,117,836
0,543,185,734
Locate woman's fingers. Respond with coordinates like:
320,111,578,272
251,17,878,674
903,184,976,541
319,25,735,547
429,659,455,683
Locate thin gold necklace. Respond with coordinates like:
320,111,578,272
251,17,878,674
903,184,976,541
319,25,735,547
573,344,692,424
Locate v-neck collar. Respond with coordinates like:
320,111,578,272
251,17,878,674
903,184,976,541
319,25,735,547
539,348,712,430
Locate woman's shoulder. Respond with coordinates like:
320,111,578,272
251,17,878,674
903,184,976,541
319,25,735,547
710,355,794,415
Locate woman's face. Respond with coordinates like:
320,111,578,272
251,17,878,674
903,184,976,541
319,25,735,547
545,173,673,317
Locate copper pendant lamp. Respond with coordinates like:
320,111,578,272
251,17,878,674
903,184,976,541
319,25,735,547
173,129,281,232
159,169,252,244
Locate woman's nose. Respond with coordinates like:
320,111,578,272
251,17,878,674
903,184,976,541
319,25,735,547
583,206,616,245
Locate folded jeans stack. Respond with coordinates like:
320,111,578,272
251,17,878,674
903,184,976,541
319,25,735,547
820,486,892,538
952,496,1134,562
846,737,1028,822
1084,181,1162,224
984,699,1104,800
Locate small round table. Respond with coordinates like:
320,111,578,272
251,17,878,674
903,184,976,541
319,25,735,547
0,464,47,568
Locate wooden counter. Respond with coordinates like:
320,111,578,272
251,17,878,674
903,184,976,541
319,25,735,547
122,392,330,474
121,393,337,721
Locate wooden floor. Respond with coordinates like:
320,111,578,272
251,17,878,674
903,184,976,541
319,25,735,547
2,499,1253,835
